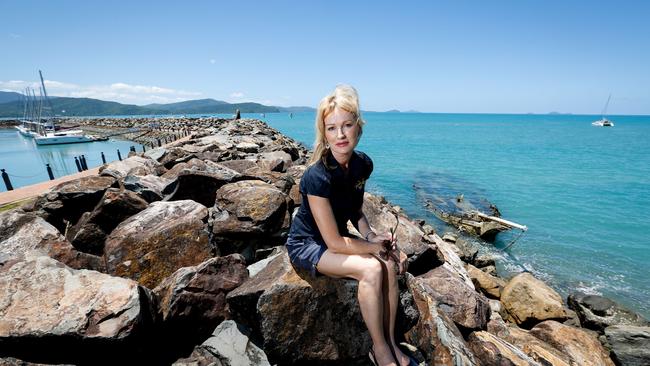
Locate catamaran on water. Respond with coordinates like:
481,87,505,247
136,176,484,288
592,94,615,127
17,70,104,145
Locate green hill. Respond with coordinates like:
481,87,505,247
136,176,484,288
0,96,285,118
0,91,24,104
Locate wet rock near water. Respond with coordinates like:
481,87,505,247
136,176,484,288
500,272,568,328
567,291,649,333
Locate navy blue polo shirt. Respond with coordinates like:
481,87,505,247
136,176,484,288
288,150,373,242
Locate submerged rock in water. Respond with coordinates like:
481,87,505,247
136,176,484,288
104,200,211,288
567,292,649,333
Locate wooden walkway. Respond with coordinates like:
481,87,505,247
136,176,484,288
0,135,192,207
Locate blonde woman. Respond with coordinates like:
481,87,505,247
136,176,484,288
285,85,413,366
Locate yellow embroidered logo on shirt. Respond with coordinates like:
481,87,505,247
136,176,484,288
355,178,366,190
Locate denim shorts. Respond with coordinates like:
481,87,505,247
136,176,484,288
285,236,328,277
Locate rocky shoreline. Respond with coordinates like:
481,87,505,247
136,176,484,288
1,117,648,365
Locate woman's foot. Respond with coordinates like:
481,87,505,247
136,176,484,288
371,345,398,366
391,344,413,366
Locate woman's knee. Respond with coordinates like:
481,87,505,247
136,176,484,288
359,256,383,285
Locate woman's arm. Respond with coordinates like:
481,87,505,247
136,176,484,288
355,209,377,241
307,195,382,255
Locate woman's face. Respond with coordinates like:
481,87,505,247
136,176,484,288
323,107,359,156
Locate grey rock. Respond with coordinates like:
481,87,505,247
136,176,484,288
567,292,649,333
201,321,270,366
604,325,650,366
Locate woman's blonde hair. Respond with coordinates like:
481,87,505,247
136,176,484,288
308,84,365,166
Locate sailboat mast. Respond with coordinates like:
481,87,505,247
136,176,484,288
601,94,611,119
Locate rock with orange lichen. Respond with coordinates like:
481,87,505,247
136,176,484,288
104,200,212,289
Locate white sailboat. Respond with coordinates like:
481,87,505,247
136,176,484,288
28,70,98,145
592,94,614,127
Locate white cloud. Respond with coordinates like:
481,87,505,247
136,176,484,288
0,79,202,105
230,92,244,98
210,59,216,64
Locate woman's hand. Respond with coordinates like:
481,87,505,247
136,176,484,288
367,232,394,259
390,248,408,275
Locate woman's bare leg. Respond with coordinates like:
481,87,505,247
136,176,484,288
382,259,410,366
317,250,397,366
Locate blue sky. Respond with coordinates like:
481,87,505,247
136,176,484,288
1,0,649,114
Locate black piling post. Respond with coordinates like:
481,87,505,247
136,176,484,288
142,145,146,152
74,157,82,172
1,169,13,191
157,139,161,147
117,149,122,161
130,145,136,153
101,152,106,164
81,155,88,170
46,164,54,180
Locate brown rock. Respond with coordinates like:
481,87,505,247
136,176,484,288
0,255,152,362
0,210,103,271
99,155,159,179
503,325,572,366
153,255,248,339
467,331,541,366
530,320,615,366
68,188,149,255
405,273,477,365
170,160,244,207
26,176,117,233
414,266,490,330
467,263,506,299
104,200,212,288
501,273,567,328
227,249,407,364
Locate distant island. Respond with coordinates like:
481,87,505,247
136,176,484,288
0,91,315,118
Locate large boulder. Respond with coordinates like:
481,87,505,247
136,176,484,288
0,210,103,271
0,255,153,363
99,155,160,179
227,250,384,364
256,151,293,172
467,263,505,299
467,331,542,366
153,255,248,340
604,325,650,366
67,188,149,255
210,180,287,258
123,174,177,202
26,176,116,233
501,273,567,328
169,161,244,207
362,193,429,257
501,325,572,366
530,320,615,366
567,292,649,333
193,320,271,366
405,273,477,366
104,200,212,288
414,266,490,331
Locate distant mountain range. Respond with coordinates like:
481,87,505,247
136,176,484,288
0,91,314,118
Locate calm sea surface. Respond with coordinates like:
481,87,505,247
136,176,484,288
0,129,143,188
2,112,649,318
261,112,650,318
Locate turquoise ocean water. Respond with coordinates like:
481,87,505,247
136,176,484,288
2,112,649,319
261,112,650,319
